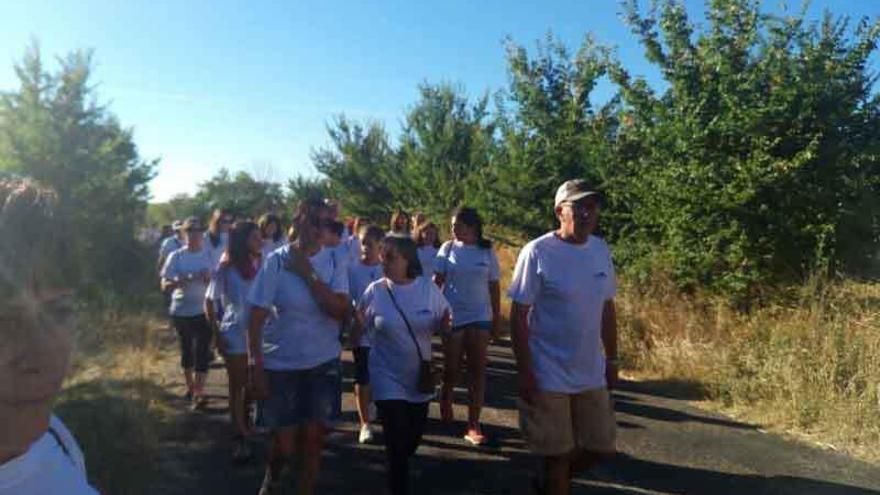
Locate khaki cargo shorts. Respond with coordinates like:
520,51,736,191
518,388,616,457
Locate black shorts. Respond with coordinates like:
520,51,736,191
353,346,370,386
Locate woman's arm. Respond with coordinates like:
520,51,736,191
489,280,502,340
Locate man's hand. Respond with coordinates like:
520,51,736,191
605,360,619,390
248,364,270,400
287,247,315,280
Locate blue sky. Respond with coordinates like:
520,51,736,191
1,0,876,202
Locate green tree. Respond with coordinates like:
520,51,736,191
609,0,880,296
487,35,617,237
193,168,286,219
397,83,496,220
312,116,399,220
0,44,156,294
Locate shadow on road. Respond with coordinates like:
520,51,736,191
143,339,880,495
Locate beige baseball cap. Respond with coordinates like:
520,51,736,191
554,179,599,208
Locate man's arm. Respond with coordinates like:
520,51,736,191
601,299,618,389
510,301,537,403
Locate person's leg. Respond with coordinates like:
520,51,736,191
297,422,325,495
405,401,429,456
518,391,576,495
192,316,212,402
225,354,251,438
544,455,572,495
174,318,195,397
263,427,294,490
464,327,490,439
568,389,617,474
377,400,411,495
353,347,372,427
440,331,465,422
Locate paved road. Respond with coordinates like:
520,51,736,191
154,340,880,494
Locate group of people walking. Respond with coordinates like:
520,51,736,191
153,178,618,495
0,175,617,495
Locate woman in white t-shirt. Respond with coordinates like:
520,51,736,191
0,177,97,495
161,217,215,409
414,221,441,277
259,213,287,261
434,207,501,446
205,220,262,463
247,199,350,495
356,234,450,495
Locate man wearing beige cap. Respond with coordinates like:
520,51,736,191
508,179,618,494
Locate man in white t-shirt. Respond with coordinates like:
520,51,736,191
508,179,618,495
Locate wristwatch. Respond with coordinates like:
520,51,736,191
307,272,320,284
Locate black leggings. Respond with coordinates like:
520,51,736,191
377,400,429,495
172,315,212,373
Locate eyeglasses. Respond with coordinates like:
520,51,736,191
561,200,599,213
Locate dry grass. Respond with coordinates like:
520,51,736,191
56,307,180,495
617,276,880,463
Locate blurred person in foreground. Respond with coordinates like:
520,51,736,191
0,176,98,494
508,179,618,495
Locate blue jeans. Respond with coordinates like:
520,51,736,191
257,358,342,428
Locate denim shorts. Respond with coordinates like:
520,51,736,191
451,320,492,333
256,358,342,429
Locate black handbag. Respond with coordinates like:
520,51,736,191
385,283,438,394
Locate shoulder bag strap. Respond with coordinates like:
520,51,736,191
384,282,425,362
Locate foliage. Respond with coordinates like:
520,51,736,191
310,0,880,300
0,43,156,294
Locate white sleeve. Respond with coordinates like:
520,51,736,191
604,247,617,301
329,254,349,295
507,243,541,305
434,241,452,274
206,269,222,301
161,251,178,281
488,249,501,282
358,282,378,330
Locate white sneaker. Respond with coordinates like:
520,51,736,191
358,424,375,444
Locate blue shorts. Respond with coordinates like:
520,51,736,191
450,320,492,333
256,358,342,429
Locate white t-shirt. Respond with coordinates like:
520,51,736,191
161,247,213,317
417,245,438,277
508,233,617,393
207,264,257,355
261,237,287,262
158,235,182,259
204,232,228,272
359,277,450,403
0,416,98,495
434,241,500,327
348,260,384,347
248,245,349,371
